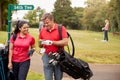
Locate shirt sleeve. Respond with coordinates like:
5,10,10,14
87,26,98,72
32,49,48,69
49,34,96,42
39,31,42,39
39,28,44,39
30,37,35,45
10,35,14,44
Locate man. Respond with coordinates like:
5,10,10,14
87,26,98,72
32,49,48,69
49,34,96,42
39,13,68,80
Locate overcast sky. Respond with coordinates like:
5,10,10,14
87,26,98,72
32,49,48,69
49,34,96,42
12,0,86,19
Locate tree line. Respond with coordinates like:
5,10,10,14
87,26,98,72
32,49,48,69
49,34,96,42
0,0,120,33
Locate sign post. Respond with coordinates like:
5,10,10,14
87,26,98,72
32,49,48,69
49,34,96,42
8,4,34,44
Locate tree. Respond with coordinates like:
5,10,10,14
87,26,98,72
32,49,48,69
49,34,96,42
53,0,77,29
72,7,84,29
82,0,108,31
0,0,17,31
24,7,45,28
109,0,120,33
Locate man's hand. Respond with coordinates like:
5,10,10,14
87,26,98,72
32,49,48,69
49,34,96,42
41,40,53,45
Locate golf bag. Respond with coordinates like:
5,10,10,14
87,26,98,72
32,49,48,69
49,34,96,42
58,50,93,80
0,33,16,80
0,46,9,80
57,25,93,80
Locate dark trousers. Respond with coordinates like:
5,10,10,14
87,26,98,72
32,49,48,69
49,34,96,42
104,30,108,41
12,59,30,80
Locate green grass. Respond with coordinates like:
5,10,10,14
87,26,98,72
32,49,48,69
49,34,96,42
0,31,8,44
27,70,44,80
0,29,120,64
69,30,120,64
1,29,120,80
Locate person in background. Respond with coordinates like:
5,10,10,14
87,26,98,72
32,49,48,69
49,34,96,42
39,21,44,32
39,13,68,80
102,19,109,42
8,20,35,80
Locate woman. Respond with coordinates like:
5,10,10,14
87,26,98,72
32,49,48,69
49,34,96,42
102,19,109,42
8,20,35,80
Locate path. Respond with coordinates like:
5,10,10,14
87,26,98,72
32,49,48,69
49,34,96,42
30,53,120,80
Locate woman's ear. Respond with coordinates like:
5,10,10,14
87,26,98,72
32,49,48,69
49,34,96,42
19,27,21,31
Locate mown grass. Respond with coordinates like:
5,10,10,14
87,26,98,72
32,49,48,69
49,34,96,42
0,28,120,64
69,30,120,64
26,71,44,80
1,28,120,80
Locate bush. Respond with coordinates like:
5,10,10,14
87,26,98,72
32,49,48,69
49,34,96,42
29,22,39,28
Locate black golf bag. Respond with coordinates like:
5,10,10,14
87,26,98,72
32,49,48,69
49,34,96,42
58,25,93,80
58,50,93,80
0,46,9,80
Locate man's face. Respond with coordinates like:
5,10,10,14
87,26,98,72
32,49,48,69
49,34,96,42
43,18,53,30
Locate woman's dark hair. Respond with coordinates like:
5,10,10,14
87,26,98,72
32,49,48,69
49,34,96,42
13,20,28,34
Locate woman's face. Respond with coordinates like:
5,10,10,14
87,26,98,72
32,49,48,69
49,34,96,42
105,20,108,23
19,23,29,34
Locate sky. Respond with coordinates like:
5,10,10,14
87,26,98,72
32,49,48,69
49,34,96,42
12,0,86,19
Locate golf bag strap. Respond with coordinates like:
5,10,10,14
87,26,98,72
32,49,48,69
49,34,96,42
58,24,75,57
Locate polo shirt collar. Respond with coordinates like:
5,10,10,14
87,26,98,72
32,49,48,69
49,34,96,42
46,23,57,32
18,33,28,39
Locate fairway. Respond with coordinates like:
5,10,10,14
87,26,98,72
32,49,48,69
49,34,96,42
0,28,120,64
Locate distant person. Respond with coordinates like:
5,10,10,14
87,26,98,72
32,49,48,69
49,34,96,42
39,21,44,32
102,19,109,42
8,20,35,80
39,13,68,80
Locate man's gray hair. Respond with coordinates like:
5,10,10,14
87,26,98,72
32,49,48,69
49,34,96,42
41,13,54,21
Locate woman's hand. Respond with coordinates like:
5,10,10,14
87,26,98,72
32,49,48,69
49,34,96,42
8,62,12,70
102,28,104,30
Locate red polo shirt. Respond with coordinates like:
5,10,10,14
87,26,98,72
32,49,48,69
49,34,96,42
10,33,35,62
39,24,68,54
